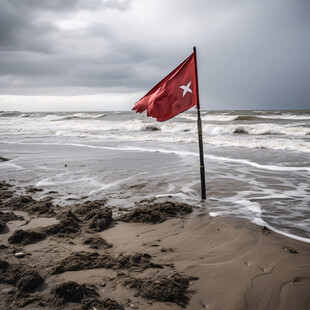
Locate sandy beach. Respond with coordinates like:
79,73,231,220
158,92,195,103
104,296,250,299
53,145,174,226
1,181,310,310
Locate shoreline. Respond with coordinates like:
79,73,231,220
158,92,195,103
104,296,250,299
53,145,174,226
1,181,310,309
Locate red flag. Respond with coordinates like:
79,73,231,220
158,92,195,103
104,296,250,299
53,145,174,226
133,52,197,121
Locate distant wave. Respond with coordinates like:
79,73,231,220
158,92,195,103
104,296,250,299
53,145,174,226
206,135,310,153
0,111,21,117
180,113,310,122
179,114,237,122
234,115,263,121
206,123,310,136
51,113,106,121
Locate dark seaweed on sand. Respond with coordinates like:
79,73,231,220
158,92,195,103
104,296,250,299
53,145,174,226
124,273,190,307
8,211,81,244
52,281,124,309
52,281,99,303
0,260,44,293
120,200,193,223
0,211,24,233
5,195,56,217
73,199,112,232
51,251,163,274
0,181,13,203
83,235,113,249
47,211,81,237
8,229,46,245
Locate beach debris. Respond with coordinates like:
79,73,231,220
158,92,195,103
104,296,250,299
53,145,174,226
0,211,24,222
0,190,13,200
123,273,191,307
25,186,44,193
0,221,6,233
0,211,24,233
7,211,81,244
51,281,124,310
73,199,112,232
0,181,12,187
128,302,139,309
161,247,174,252
14,252,25,258
0,181,13,203
5,195,34,208
283,247,298,254
83,236,113,249
74,199,107,216
0,260,44,292
5,195,56,217
143,124,161,131
46,211,80,237
0,287,15,294
8,229,45,245
52,281,99,303
87,208,112,232
17,272,44,293
261,226,272,234
120,200,193,223
51,251,162,275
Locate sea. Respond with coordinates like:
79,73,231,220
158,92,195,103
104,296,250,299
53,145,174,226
0,110,309,243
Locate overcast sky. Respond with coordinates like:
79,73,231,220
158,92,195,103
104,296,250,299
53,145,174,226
0,0,309,111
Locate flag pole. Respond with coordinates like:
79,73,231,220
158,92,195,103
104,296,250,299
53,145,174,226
193,46,206,200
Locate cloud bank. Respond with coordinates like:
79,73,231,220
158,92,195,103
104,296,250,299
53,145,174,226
0,0,309,111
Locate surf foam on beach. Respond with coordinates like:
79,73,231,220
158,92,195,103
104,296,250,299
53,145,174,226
0,110,309,241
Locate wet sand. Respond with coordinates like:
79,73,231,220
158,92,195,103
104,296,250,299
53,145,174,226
0,181,310,309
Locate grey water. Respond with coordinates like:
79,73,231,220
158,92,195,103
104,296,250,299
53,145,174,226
0,110,309,242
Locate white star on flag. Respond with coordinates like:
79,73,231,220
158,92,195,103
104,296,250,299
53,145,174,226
179,81,193,97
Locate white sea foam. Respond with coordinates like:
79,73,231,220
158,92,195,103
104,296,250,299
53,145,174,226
257,114,310,120
204,123,310,136
2,140,310,173
206,136,310,153
1,115,309,138
88,173,148,195
236,199,262,215
0,162,25,170
206,154,310,172
251,218,310,244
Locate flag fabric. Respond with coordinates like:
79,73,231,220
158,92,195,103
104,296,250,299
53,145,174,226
132,52,197,121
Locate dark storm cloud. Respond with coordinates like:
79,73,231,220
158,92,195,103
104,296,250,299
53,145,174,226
0,0,309,110
200,0,310,109
0,0,139,93
0,1,58,53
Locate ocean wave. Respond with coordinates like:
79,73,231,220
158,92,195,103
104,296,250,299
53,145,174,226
1,119,309,139
205,123,310,136
234,115,263,121
0,111,21,117
66,112,106,120
179,114,237,122
181,113,310,122
2,128,309,153
206,136,310,153
257,113,310,120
